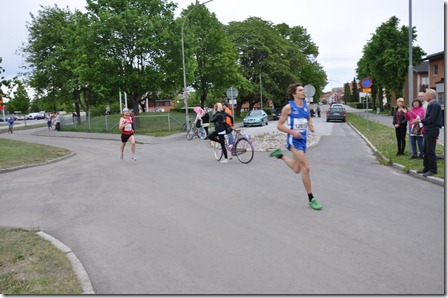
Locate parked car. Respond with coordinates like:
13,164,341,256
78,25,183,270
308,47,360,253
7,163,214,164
326,104,346,122
271,107,283,120
27,113,45,120
243,110,268,127
10,115,24,121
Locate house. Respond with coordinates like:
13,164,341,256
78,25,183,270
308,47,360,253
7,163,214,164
405,51,444,110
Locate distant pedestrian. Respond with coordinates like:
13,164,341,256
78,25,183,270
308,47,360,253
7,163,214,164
413,89,443,177
119,108,136,161
7,117,14,134
404,99,425,159
54,112,61,131
47,114,53,130
393,98,407,156
269,83,322,210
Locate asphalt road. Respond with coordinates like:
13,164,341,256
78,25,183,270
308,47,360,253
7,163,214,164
0,110,444,294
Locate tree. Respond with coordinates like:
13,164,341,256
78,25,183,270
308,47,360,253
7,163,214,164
181,4,246,109
343,82,351,103
8,80,30,114
351,77,359,103
23,5,77,112
356,16,425,102
226,17,307,115
84,0,180,127
275,23,327,101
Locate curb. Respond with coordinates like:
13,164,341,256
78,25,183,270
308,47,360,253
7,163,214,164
347,122,444,186
37,231,95,294
0,152,76,174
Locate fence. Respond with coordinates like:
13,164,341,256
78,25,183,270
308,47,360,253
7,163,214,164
60,112,189,135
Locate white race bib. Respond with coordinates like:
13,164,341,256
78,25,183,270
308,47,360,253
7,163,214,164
292,118,308,133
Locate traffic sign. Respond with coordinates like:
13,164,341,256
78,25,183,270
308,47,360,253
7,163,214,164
226,87,238,99
361,78,373,88
362,88,371,93
304,84,316,97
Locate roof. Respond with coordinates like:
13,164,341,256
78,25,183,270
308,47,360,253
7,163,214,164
423,51,444,61
414,61,428,73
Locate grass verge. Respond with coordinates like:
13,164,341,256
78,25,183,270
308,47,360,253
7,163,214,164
0,139,71,170
0,227,83,294
347,113,444,179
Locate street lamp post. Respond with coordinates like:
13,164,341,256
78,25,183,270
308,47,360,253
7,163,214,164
259,59,263,111
181,0,214,130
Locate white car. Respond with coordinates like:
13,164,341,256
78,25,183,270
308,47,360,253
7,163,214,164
27,113,45,120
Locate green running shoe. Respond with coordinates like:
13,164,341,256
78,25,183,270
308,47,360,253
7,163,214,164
269,148,283,158
309,199,322,210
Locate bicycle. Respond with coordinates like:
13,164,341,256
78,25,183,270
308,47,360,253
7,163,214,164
187,122,206,140
212,128,254,164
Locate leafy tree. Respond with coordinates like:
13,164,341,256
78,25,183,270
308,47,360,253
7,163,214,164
7,80,30,114
84,0,180,127
351,77,359,103
343,82,351,103
226,17,307,115
23,5,76,112
275,23,327,102
180,4,246,109
356,16,425,102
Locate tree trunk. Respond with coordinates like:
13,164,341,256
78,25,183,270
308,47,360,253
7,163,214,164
132,93,141,129
73,89,81,125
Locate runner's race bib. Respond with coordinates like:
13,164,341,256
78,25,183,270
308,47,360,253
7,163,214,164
124,123,132,131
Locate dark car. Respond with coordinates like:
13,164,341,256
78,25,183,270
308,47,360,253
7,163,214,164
271,107,283,120
326,104,346,122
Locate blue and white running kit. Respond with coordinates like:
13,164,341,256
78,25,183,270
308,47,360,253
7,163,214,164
286,100,309,152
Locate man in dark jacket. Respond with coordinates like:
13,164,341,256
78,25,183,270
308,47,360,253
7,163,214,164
413,89,443,177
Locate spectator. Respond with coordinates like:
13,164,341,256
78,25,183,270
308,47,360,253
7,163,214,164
392,98,407,156
404,99,425,159
413,89,443,177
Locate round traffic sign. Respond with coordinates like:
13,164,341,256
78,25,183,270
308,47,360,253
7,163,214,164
226,87,238,99
304,84,316,97
361,78,373,88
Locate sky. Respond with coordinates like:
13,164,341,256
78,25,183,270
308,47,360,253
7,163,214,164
0,0,445,93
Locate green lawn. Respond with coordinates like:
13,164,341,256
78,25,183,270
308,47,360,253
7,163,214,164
0,139,71,170
347,113,444,179
0,228,83,294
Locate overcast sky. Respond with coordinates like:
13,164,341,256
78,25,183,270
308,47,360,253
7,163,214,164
0,0,445,93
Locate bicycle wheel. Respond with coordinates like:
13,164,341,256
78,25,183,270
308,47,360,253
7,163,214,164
213,141,223,161
235,138,254,164
187,127,197,140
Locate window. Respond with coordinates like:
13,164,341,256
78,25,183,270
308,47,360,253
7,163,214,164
433,64,439,76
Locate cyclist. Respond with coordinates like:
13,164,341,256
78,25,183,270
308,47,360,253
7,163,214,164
7,117,14,134
193,106,206,139
201,108,210,138
223,102,235,147
208,103,233,163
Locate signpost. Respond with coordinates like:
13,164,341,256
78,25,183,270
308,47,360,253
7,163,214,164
304,84,316,102
361,78,373,130
226,86,238,116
